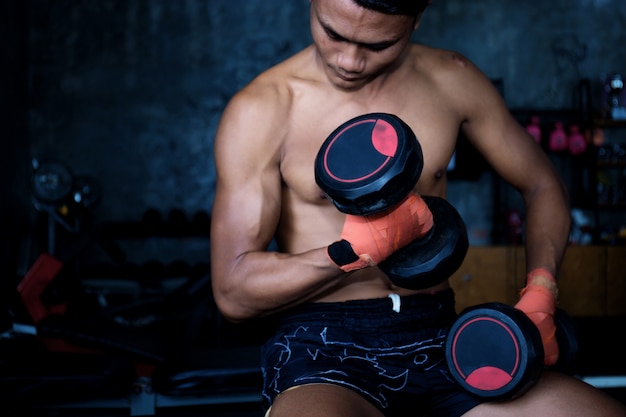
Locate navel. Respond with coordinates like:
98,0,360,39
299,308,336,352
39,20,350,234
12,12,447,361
434,169,445,179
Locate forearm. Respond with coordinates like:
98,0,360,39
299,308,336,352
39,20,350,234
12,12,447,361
522,180,570,285
211,246,344,322
514,181,569,366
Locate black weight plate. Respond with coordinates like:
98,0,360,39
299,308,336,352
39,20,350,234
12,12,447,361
314,113,423,216
379,196,469,290
445,303,544,400
72,175,101,208
32,161,73,204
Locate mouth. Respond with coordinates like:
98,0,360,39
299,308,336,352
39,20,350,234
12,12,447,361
337,74,359,82
332,67,362,82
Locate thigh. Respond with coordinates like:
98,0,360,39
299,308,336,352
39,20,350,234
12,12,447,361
461,371,626,417
268,383,385,417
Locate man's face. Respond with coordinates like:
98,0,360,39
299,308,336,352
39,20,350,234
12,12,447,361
310,0,416,90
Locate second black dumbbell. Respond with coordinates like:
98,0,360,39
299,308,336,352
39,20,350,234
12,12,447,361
445,302,579,400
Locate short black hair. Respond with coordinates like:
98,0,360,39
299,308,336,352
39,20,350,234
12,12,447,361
354,0,431,17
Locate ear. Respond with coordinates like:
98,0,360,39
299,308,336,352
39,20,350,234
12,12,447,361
413,16,422,31
414,1,432,30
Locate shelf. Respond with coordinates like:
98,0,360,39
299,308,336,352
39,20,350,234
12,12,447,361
101,221,210,238
596,203,626,210
597,162,626,168
593,119,626,128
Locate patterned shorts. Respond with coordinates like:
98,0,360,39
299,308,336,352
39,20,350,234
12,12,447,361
261,289,482,417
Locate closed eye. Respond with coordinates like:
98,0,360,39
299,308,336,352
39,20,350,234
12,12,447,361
323,24,397,52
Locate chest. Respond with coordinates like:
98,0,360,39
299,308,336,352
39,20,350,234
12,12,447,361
280,113,460,209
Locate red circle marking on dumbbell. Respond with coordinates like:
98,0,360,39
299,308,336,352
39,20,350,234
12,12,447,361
450,316,521,390
321,117,398,183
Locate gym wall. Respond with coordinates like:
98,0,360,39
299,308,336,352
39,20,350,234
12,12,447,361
3,0,626,243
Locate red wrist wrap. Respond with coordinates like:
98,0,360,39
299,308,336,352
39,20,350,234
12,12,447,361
515,268,559,366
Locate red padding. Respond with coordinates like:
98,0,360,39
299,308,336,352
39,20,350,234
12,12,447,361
17,253,66,323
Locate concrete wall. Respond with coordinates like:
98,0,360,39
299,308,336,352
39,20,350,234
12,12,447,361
19,0,626,245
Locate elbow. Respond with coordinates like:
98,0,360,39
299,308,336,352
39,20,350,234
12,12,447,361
552,170,569,203
529,171,570,208
212,283,258,324
214,297,247,324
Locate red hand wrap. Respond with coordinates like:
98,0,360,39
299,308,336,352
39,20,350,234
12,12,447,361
514,268,559,366
328,193,433,272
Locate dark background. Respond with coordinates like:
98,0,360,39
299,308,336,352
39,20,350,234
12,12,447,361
1,1,625,414
1,1,625,301
2,0,626,323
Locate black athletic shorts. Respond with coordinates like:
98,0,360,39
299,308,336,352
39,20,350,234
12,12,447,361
261,289,482,417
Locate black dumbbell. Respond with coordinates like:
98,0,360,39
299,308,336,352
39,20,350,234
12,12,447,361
314,112,469,290
445,302,579,400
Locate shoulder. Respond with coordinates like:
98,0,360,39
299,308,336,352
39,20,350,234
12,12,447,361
223,71,290,128
409,44,493,91
219,47,316,136
407,44,505,117
215,47,318,162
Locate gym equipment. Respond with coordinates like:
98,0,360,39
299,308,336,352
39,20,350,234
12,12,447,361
5,162,264,415
445,302,579,400
315,112,423,216
378,196,468,290
21,162,124,325
315,112,468,289
31,159,74,205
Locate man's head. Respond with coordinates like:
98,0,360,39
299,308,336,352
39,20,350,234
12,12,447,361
309,0,421,91
353,0,431,17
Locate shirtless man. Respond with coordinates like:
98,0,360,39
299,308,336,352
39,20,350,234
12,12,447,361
210,0,626,416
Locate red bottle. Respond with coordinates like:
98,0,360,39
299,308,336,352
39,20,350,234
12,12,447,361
568,125,587,155
549,122,568,152
525,115,542,144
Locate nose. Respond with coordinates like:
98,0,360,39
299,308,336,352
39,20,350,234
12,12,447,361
336,44,365,74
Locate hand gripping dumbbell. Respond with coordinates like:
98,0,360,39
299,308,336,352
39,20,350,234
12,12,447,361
314,112,469,290
445,302,579,400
